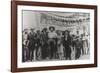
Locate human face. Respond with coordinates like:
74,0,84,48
50,28,54,32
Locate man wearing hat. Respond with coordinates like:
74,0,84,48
48,26,57,59
75,36,82,59
27,28,35,61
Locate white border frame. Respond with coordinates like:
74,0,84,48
17,5,94,68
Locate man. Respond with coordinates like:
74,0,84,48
72,34,76,51
75,36,82,59
27,29,35,61
48,26,57,59
22,29,28,62
82,32,88,55
35,30,42,60
80,34,84,55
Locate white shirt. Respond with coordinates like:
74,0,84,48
48,31,57,39
23,33,28,45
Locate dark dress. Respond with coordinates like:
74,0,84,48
63,35,72,60
41,32,48,59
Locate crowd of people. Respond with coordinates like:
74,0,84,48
22,26,89,62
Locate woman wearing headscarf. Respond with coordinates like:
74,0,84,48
63,30,72,60
41,28,49,60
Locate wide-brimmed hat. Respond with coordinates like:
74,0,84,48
30,28,34,31
49,26,55,31
64,30,70,33
42,28,47,32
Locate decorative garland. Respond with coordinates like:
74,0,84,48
40,13,90,26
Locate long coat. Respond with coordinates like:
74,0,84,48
63,35,72,60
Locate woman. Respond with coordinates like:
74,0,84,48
63,30,72,60
56,30,64,60
41,28,49,60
